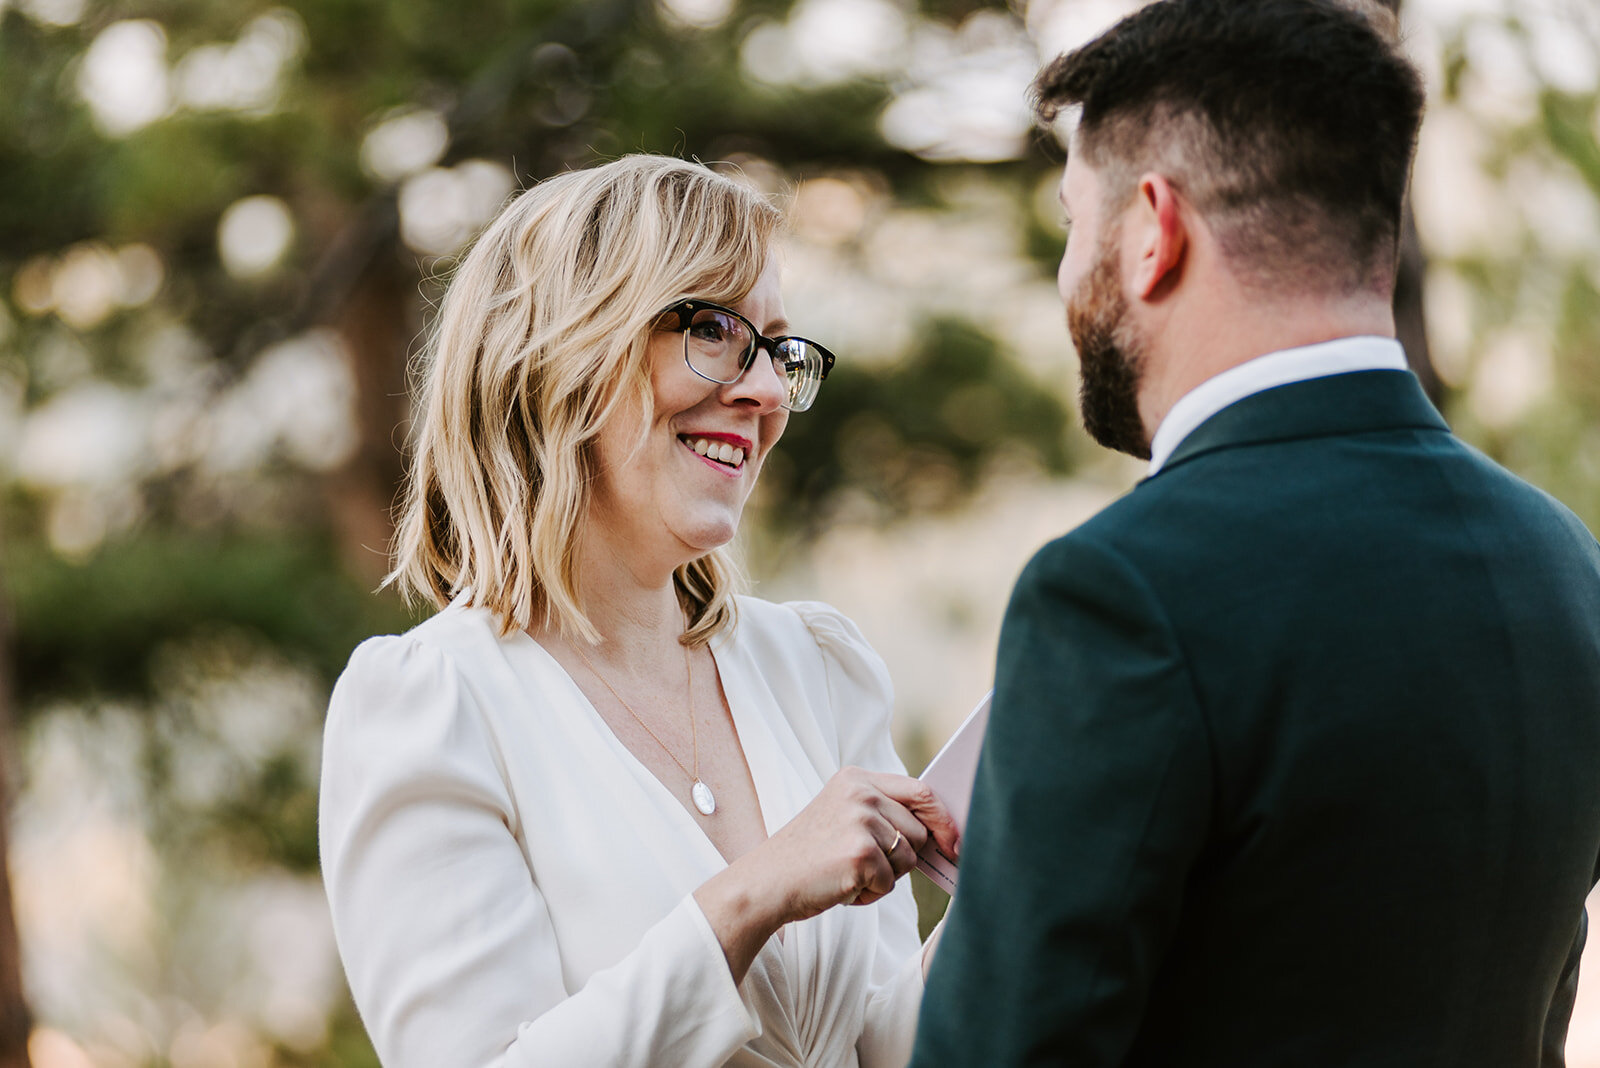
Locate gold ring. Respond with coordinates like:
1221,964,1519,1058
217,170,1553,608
887,830,903,856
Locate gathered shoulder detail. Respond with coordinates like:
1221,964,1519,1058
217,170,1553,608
331,632,466,731
323,629,518,829
781,600,900,777
784,598,891,687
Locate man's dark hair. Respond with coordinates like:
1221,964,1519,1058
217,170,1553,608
1033,0,1425,296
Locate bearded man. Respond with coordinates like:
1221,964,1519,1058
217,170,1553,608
910,1,1600,1065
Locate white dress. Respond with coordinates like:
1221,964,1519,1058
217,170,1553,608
318,596,926,1068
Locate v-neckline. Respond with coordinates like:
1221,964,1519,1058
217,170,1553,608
509,628,796,867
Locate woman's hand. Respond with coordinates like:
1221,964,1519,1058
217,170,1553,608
757,766,961,918
694,767,960,983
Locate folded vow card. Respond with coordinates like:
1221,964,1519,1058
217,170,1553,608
914,691,991,894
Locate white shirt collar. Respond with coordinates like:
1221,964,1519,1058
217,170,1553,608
1146,335,1408,475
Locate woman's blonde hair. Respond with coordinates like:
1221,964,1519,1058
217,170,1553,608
387,155,782,645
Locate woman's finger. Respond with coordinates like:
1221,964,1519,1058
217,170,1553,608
876,805,927,877
852,827,897,902
866,771,962,862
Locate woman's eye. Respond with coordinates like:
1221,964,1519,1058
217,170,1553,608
689,318,730,343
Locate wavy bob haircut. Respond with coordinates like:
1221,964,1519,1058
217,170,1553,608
388,155,782,645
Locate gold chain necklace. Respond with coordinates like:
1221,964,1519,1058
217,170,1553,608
572,641,717,816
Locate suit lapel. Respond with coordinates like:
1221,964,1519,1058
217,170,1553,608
1151,369,1449,478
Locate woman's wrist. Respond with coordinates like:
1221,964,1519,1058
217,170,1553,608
694,859,790,985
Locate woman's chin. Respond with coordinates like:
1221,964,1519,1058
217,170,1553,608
674,512,742,556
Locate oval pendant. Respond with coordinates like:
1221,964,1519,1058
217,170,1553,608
691,780,716,815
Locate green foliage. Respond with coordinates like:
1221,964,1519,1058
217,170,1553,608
6,531,417,705
1540,89,1600,199
768,316,1074,534
0,14,106,250
207,750,322,872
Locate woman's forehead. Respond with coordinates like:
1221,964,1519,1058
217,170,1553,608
732,256,786,334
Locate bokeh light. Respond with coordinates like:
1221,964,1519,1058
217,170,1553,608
360,107,450,184
218,197,295,280
76,20,172,137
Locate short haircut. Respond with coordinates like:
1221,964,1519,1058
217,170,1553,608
388,155,781,644
1033,0,1425,295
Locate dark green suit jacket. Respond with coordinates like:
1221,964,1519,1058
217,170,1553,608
911,370,1600,1067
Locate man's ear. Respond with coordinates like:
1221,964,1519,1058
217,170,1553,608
1128,173,1186,300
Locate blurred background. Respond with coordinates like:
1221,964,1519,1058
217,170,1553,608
0,0,1597,1064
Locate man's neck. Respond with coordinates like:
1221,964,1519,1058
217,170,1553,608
1137,289,1396,440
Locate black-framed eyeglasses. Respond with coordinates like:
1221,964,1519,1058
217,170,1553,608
655,299,837,413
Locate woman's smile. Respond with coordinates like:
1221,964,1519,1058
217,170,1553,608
679,431,752,476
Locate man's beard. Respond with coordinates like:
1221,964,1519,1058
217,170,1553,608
1066,231,1152,460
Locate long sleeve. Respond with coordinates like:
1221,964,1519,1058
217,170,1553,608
319,636,761,1068
790,602,927,1068
908,533,1213,1067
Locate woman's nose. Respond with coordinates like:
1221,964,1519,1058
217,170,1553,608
723,349,788,411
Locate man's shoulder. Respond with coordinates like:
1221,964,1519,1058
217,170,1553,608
1016,506,1163,609
1052,430,1600,597
1026,476,1186,573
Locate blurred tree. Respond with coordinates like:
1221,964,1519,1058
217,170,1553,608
0,574,29,1068
1424,4,1600,534
0,0,1074,678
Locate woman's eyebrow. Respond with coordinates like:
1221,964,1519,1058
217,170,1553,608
765,318,791,336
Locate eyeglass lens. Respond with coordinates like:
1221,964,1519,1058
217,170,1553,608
683,307,825,411
684,309,752,383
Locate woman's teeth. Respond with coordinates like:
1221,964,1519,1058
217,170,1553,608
685,437,745,467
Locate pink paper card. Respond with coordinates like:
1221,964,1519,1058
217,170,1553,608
914,691,991,894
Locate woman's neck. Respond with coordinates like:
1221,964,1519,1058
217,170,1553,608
544,529,689,676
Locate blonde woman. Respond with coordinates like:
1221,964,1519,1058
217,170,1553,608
318,155,959,1068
